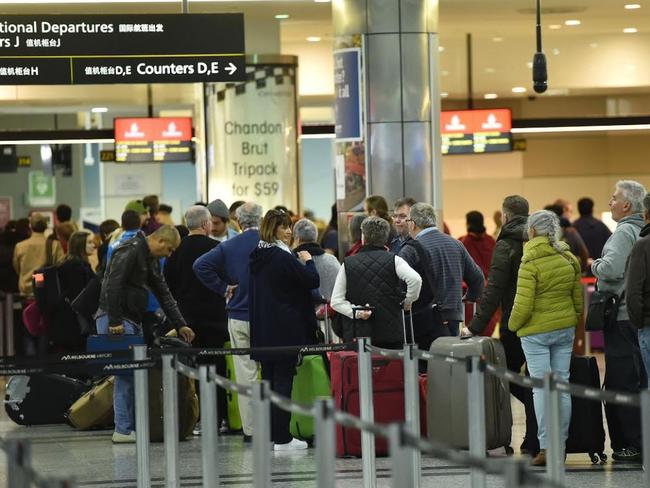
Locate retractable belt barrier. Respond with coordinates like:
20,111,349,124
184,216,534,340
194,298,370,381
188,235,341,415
0,339,648,488
0,437,75,488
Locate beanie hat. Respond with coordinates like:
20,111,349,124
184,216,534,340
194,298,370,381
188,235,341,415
207,199,229,219
125,200,147,215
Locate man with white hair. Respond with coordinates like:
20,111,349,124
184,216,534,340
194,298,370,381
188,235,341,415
193,202,263,443
164,206,228,435
592,180,648,463
293,218,341,301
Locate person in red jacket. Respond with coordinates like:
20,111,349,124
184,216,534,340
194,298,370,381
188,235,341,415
459,211,498,336
460,211,496,278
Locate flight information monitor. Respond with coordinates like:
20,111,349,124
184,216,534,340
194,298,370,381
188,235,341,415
114,117,193,163
441,109,512,155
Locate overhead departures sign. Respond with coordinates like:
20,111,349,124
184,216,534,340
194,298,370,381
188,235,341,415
441,109,512,155
0,14,245,84
114,117,193,163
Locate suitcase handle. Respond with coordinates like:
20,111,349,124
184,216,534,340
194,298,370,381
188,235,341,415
351,306,375,339
401,307,415,345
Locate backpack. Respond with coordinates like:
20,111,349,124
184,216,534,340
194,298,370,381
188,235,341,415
32,237,62,313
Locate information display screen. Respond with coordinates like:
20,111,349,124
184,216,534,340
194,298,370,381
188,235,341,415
114,117,193,163
441,109,512,155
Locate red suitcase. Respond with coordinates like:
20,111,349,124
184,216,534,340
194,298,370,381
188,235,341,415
331,351,404,457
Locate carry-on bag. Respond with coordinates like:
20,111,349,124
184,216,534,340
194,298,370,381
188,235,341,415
290,354,331,441
66,376,114,430
427,336,512,451
331,307,413,457
565,355,607,463
148,337,199,442
5,374,89,425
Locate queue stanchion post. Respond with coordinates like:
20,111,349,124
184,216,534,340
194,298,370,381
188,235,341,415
133,344,151,488
388,423,413,488
402,342,421,488
199,365,219,488
467,355,487,488
357,337,377,488
7,439,31,488
503,457,523,488
162,354,180,488
544,373,564,485
6,292,15,356
642,389,650,488
315,398,336,488
252,380,271,488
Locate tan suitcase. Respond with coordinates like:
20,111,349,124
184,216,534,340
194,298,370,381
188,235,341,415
66,376,114,430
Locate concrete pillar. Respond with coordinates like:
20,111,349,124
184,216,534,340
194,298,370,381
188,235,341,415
332,0,442,214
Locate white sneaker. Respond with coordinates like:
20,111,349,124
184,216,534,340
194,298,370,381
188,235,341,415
193,421,201,436
112,431,136,444
273,438,308,451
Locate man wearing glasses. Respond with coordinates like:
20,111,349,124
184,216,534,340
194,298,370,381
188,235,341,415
389,197,416,254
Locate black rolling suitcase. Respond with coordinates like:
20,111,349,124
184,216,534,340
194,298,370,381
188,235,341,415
5,374,89,425
565,356,607,463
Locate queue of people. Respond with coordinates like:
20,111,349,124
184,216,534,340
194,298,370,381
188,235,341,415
1,183,649,463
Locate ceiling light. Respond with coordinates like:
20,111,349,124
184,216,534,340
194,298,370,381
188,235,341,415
441,70,449,76
549,24,562,30
512,124,650,134
512,87,527,93
300,133,335,140
275,14,289,19
306,36,321,42
314,0,331,2
565,20,581,26
526,61,534,68
590,43,599,48
485,67,496,73
440,92,449,98
91,107,108,113
624,27,638,33
492,37,504,42
484,93,498,100
552,48,560,55
438,46,445,52
625,4,641,9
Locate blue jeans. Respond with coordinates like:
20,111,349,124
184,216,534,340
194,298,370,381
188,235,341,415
96,314,142,435
639,327,650,386
521,327,575,450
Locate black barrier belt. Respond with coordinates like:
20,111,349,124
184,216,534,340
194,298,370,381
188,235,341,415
0,349,132,366
484,362,640,408
151,341,356,358
0,359,157,376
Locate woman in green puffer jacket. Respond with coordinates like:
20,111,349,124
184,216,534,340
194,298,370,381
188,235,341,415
509,210,583,467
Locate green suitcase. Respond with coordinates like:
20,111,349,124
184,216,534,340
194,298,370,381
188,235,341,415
224,341,243,432
290,355,331,441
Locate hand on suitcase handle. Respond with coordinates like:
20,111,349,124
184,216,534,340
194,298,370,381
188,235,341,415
352,304,374,321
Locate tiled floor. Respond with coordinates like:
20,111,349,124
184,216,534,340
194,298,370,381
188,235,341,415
0,355,645,487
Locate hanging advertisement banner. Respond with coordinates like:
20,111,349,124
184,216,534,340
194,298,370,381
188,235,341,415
334,36,367,214
0,14,245,84
207,56,298,213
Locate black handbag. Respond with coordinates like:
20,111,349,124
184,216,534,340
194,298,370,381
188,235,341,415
70,276,101,335
585,288,621,332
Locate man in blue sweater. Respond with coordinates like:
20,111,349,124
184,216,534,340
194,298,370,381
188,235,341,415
399,203,484,346
193,201,263,442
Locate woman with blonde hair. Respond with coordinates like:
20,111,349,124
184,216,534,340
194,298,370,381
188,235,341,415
509,210,583,467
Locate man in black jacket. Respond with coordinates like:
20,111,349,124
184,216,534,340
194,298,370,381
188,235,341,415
164,205,228,434
97,224,194,443
466,195,539,456
626,192,650,377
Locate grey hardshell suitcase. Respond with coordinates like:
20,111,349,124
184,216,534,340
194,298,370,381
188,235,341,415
427,336,512,451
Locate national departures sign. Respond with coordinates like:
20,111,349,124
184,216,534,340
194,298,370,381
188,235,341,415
0,14,245,84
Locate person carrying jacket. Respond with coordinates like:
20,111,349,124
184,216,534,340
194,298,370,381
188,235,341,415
592,180,648,463
248,208,320,451
332,216,422,347
465,195,539,456
509,210,583,467
193,202,263,442
97,225,195,444
627,192,650,377
399,203,483,344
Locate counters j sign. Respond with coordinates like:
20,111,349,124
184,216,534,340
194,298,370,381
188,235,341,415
0,14,245,84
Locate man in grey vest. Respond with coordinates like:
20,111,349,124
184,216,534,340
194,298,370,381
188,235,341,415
331,216,421,347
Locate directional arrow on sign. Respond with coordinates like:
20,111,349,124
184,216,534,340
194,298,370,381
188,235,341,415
226,62,237,75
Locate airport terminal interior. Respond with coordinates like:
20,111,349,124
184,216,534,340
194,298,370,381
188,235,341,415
1,0,650,487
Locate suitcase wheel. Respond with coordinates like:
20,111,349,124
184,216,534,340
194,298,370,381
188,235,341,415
504,446,514,456
589,453,599,464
